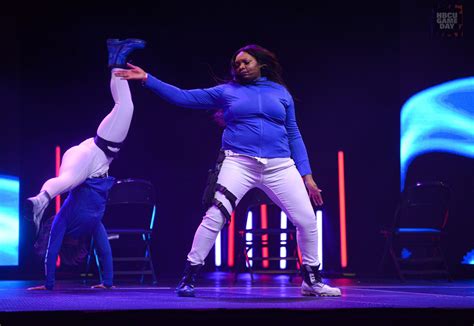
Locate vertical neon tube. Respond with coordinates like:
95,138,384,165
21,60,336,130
280,211,287,269
55,146,61,214
246,211,253,267
227,212,235,267
316,210,323,270
338,151,348,268
215,231,222,267
260,204,269,268
297,246,302,270
55,146,61,268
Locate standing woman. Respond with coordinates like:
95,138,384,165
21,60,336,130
116,44,341,297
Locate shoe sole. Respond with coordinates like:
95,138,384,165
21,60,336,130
25,199,43,235
301,289,341,297
177,292,195,297
108,42,146,68
24,200,34,221
33,206,47,235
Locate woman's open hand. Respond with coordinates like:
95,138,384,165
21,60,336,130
303,174,324,206
114,63,147,81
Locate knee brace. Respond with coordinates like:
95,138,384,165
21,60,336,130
202,150,237,226
212,183,237,225
94,135,122,158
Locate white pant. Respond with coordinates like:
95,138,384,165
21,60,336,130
187,153,320,266
40,71,133,198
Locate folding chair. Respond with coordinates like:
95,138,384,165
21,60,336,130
85,178,157,284
380,181,451,281
234,189,301,282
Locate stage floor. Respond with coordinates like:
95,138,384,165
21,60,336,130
1,272,474,324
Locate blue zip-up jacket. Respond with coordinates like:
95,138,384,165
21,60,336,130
144,74,312,176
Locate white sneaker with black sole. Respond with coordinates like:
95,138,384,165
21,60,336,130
301,264,342,297
301,280,341,297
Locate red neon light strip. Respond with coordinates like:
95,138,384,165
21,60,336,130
260,204,269,268
55,146,61,214
338,151,348,268
227,212,235,267
297,247,302,269
55,146,61,268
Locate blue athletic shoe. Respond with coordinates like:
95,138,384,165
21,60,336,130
107,38,146,69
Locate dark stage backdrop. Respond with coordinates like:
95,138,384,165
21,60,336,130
400,1,474,277
2,1,472,279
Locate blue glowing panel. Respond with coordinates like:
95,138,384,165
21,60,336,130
400,77,474,190
0,175,19,266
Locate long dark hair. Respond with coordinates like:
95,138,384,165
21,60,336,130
230,44,286,87
213,44,286,127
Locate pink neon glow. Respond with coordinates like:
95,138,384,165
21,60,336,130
261,204,269,268
338,151,348,268
55,146,61,268
55,146,61,214
297,247,302,269
227,212,235,267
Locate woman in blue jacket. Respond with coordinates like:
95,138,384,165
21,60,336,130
115,44,341,297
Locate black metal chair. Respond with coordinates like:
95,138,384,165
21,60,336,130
380,181,451,281
85,178,157,284
234,189,301,282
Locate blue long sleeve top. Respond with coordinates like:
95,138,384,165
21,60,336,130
144,74,312,176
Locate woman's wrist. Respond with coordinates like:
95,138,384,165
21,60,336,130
302,174,313,182
141,73,148,85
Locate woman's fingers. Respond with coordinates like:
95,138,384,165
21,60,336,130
114,71,126,77
126,62,137,68
311,191,323,206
